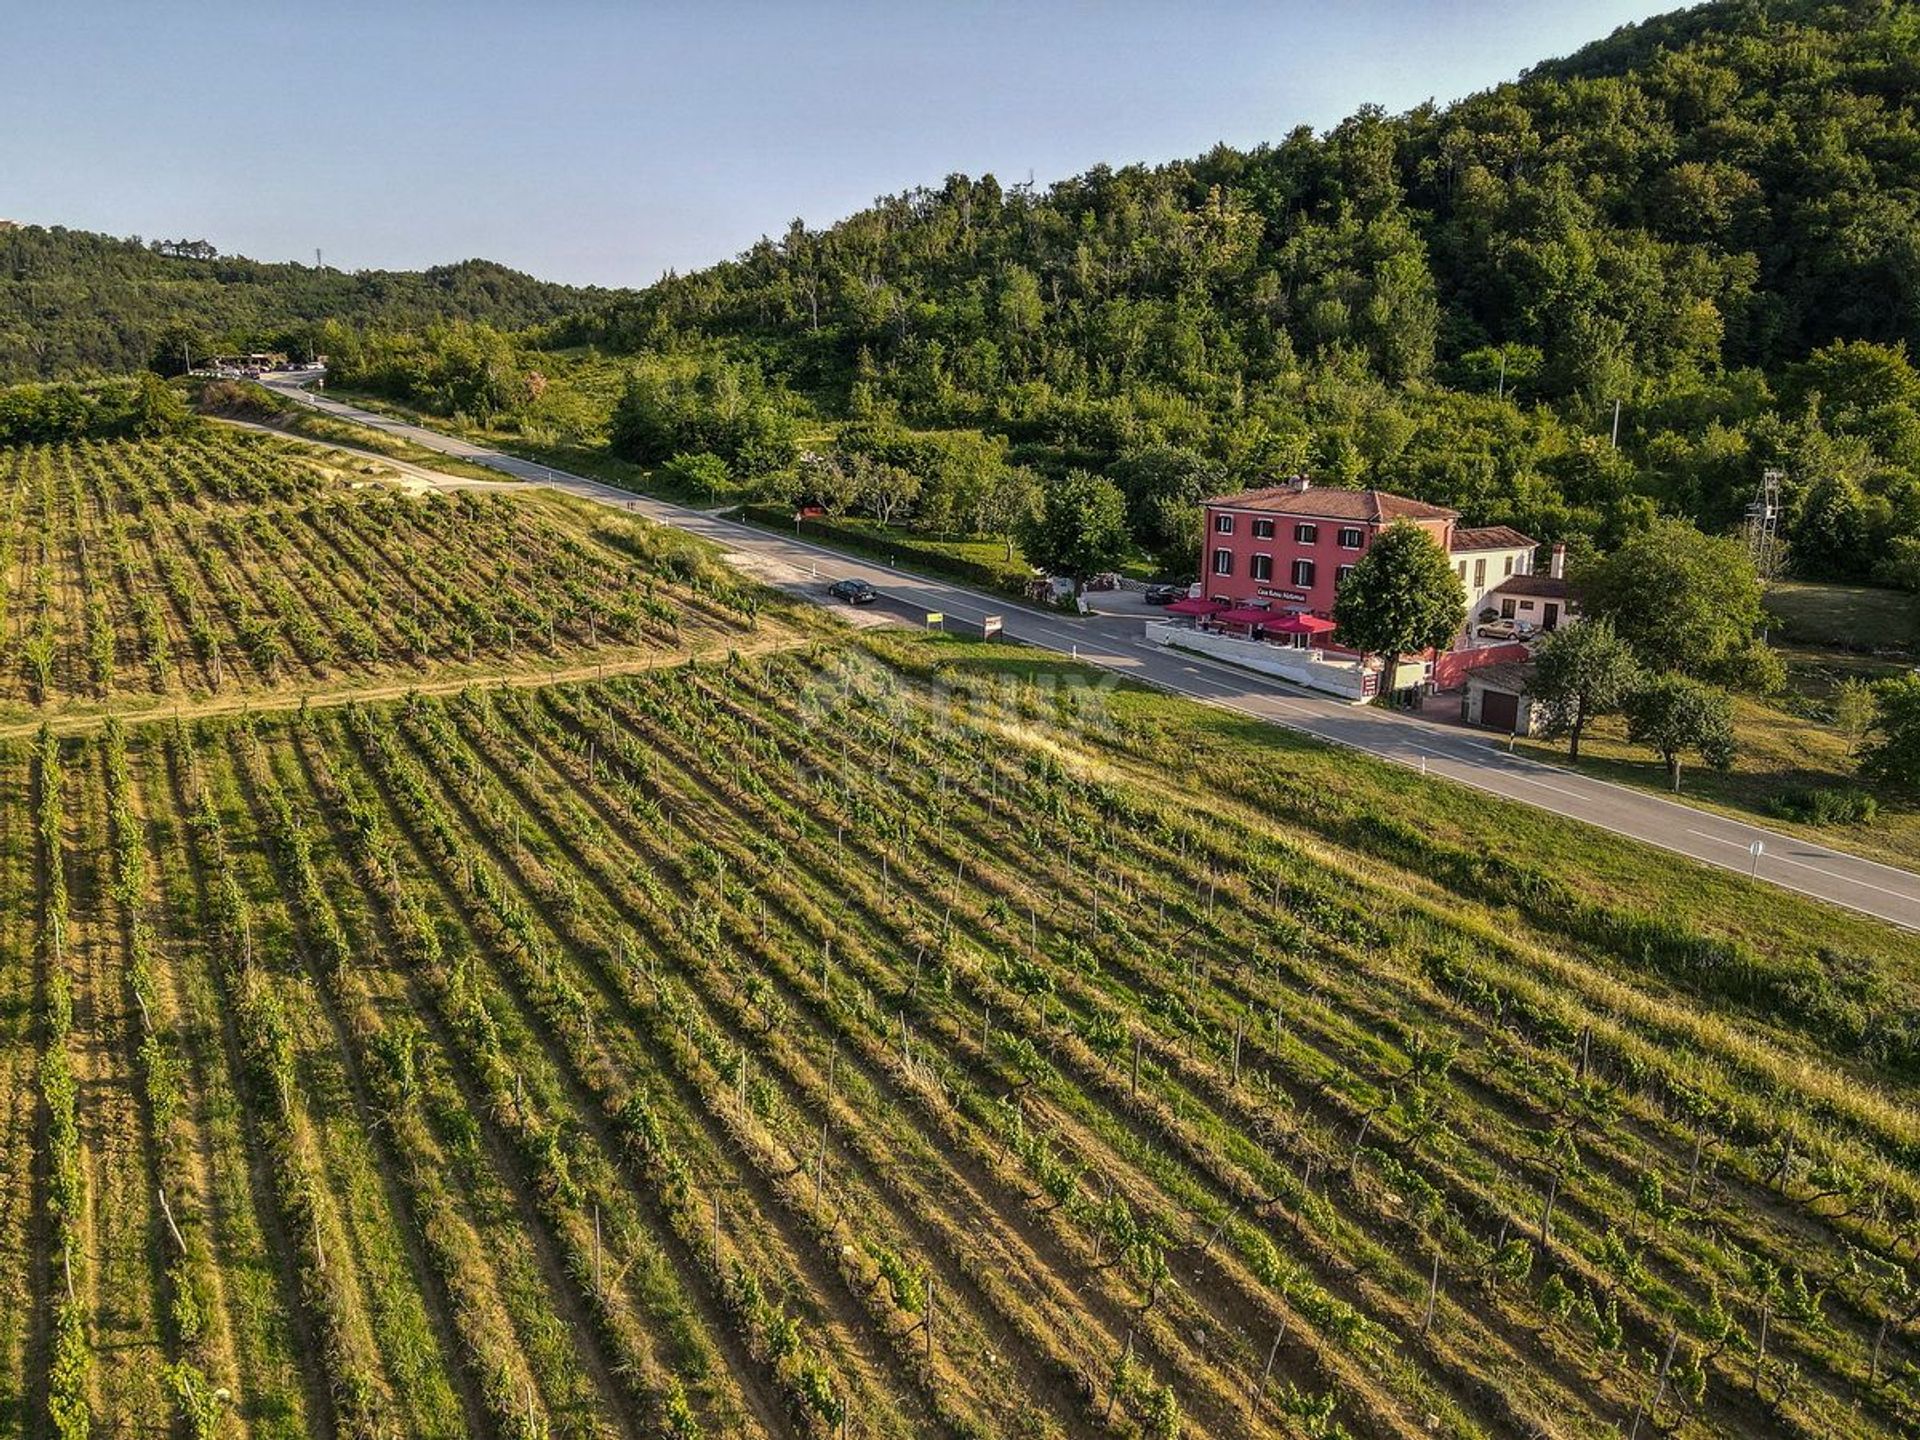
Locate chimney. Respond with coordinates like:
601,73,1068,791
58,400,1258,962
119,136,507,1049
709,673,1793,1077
1292,474,1311,492
1550,542,1566,580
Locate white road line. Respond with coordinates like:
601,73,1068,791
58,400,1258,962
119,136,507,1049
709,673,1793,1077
1683,828,1920,905
1684,829,1752,851
1771,853,1920,904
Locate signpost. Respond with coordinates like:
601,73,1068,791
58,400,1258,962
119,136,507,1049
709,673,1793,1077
982,615,1003,639
1749,840,1764,877
925,612,944,631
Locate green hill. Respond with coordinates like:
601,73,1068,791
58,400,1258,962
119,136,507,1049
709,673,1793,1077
0,224,629,381
501,0,1915,582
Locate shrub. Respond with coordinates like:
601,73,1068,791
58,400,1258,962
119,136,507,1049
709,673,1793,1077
1766,786,1878,825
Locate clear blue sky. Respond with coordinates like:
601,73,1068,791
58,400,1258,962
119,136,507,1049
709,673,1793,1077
6,1,1673,288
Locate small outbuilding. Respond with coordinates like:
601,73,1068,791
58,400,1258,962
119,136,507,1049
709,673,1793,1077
1464,661,1541,736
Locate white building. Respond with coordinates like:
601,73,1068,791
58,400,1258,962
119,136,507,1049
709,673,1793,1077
1450,526,1540,623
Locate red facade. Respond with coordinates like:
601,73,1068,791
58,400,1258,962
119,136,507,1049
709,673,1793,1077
1201,483,1457,618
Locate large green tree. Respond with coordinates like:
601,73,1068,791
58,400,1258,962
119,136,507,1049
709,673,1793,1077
1530,618,1641,759
1332,521,1466,665
1859,675,1920,797
1108,446,1223,564
129,372,190,437
1626,673,1736,792
1580,519,1762,675
1018,470,1130,586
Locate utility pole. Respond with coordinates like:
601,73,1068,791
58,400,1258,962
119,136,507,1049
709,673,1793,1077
1610,399,1622,449
1495,348,1507,400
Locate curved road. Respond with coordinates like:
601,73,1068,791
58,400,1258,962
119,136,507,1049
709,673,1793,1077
265,373,1920,933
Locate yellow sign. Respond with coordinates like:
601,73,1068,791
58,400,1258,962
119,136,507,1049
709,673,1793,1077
925,612,944,627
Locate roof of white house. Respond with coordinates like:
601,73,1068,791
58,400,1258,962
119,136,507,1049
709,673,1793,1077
1451,524,1536,552
1492,573,1576,600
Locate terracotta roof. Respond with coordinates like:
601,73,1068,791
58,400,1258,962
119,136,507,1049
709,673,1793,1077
1451,525,1536,552
1491,573,1576,600
1206,485,1458,523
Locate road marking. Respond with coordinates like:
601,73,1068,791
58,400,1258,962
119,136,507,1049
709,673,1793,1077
1683,829,1920,906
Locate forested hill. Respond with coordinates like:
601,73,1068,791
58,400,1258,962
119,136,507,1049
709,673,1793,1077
546,0,1920,573
0,224,627,381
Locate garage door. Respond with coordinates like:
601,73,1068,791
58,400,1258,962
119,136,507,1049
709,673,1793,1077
1480,689,1520,732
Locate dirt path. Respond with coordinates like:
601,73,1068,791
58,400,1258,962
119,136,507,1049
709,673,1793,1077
0,633,810,742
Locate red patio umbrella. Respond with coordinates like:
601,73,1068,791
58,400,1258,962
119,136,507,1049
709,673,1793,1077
1165,597,1227,617
1265,612,1337,635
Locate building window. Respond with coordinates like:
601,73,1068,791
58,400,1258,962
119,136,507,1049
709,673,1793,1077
1501,598,1516,618
1213,548,1234,577
1504,556,1515,576
1291,559,1316,588
1252,518,1275,539
1518,600,1535,612
1473,558,1487,590
1250,554,1273,581
1294,523,1319,544
1338,527,1363,549
1336,564,1355,588
1214,514,1234,535
1456,560,1468,582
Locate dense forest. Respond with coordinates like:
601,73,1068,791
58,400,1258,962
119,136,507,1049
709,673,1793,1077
0,225,627,382
486,0,1913,584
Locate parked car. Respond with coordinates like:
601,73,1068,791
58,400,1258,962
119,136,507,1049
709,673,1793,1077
1475,618,1520,640
1143,584,1186,605
827,577,877,605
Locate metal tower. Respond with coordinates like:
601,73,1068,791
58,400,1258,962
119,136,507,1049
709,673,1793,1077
1746,468,1784,578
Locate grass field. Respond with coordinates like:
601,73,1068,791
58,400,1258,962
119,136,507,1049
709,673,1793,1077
2,617,1916,1439
0,431,778,725
1764,581,1915,654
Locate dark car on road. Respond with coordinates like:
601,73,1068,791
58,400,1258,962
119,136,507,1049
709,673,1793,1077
828,577,878,605
1143,584,1187,605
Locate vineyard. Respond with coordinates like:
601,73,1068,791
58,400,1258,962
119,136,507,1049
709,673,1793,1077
1,628,1915,1440
0,431,770,720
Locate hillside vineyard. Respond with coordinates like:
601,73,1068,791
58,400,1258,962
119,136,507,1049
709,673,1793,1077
2,632,1914,1439
0,431,765,717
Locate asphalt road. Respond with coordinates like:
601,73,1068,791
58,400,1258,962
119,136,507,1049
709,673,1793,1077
263,373,1920,933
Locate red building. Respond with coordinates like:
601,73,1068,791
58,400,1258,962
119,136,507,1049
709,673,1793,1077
1201,478,1459,614
1191,478,1558,692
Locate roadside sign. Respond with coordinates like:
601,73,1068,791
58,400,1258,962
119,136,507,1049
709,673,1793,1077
925,612,944,629
1749,839,1765,876
982,615,1003,638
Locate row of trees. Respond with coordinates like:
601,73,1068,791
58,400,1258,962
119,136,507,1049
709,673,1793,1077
0,373,188,444
1533,611,1920,798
